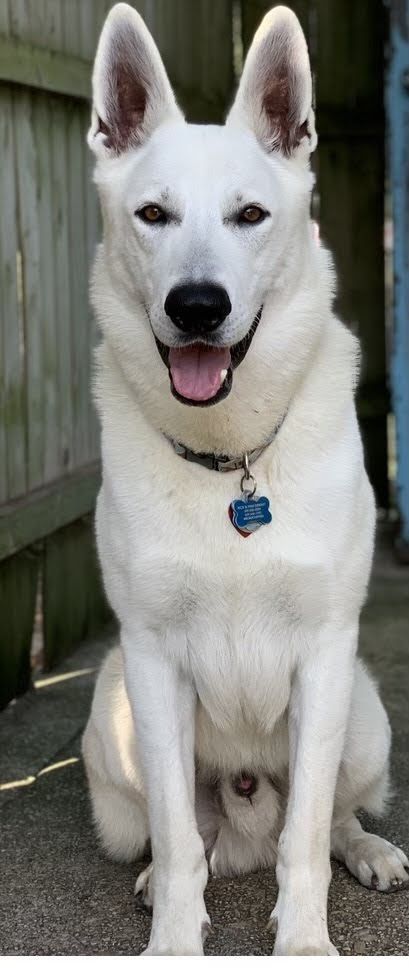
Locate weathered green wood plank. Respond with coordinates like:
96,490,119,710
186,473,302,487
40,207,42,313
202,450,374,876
66,102,91,467
84,112,102,461
0,88,27,502
0,548,39,710
314,0,385,111
80,0,103,458
61,0,81,55
8,0,46,46
0,0,10,34
14,88,45,491
9,0,67,54
78,0,105,458
317,140,387,407
314,0,388,506
197,0,235,113
33,93,61,483
0,89,10,503
79,0,108,62
152,0,234,122
50,96,74,475
0,293,5,505
0,35,91,100
0,464,101,561
42,0,64,53
43,514,112,670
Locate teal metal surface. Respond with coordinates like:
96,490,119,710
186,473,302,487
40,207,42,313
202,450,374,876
386,0,409,551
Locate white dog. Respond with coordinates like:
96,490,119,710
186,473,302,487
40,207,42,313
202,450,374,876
82,3,408,955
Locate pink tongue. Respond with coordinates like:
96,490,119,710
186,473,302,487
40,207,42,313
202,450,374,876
169,344,231,401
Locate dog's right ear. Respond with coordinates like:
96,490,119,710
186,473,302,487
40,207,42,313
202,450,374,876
88,2,182,157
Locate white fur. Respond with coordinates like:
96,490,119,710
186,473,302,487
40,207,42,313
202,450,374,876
82,3,408,955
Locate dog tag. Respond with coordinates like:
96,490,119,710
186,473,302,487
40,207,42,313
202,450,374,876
229,494,272,538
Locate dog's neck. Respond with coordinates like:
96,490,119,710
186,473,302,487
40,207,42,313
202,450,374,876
153,347,302,457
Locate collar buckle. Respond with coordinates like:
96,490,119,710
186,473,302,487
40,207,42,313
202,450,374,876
166,411,286,474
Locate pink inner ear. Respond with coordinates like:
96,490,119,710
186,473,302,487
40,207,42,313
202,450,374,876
263,72,307,157
263,73,292,155
106,58,147,153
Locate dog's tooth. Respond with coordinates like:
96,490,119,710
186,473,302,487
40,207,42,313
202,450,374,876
220,368,228,382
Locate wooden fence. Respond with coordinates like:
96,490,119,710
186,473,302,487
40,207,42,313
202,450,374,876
0,0,387,708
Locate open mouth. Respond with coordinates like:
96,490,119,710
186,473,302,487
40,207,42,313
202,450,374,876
154,307,262,407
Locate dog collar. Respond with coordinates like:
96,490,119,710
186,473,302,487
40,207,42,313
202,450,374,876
166,413,285,473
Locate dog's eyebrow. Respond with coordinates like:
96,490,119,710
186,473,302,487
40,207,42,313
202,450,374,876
157,189,183,215
139,187,173,205
222,195,253,222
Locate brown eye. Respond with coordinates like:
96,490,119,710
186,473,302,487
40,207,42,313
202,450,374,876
239,205,267,225
137,204,167,224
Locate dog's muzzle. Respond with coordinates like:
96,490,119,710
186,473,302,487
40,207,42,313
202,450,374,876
154,306,263,407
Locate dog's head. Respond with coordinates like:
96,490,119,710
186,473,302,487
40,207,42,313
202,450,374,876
89,3,318,412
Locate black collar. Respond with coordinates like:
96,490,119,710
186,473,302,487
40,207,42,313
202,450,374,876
165,413,286,473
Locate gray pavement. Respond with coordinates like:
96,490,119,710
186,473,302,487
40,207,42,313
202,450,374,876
0,530,408,955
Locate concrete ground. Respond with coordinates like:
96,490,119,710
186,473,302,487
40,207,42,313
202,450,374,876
0,531,408,956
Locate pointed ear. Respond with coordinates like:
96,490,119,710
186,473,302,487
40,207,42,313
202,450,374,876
88,2,182,157
227,5,317,159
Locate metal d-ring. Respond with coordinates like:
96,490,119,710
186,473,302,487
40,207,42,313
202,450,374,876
240,452,257,498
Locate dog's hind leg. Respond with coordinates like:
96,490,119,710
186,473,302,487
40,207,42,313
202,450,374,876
84,759,149,863
82,648,149,862
331,659,409,892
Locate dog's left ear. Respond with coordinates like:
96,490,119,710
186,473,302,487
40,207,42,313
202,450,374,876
88,2,182,158
227,5,317,160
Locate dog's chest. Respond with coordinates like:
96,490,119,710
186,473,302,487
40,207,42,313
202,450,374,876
98,444,330,733
185,567,296,734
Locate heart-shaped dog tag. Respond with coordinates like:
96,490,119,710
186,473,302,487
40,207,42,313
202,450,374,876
229,495,272,537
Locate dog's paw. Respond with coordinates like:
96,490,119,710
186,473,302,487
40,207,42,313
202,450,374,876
345,834,409,893
140,917,211,956
273,941,339,958
270,922,338,957
268,901,338,956
135,863,153,910
141,941,205,956
136,864,211,956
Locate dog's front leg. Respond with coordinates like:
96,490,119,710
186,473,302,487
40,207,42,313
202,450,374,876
122,631,209,955
271,627,357,956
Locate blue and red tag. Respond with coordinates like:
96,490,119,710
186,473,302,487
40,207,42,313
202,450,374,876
229,495,272,538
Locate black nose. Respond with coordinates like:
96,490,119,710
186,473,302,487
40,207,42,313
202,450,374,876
164,283,231,335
